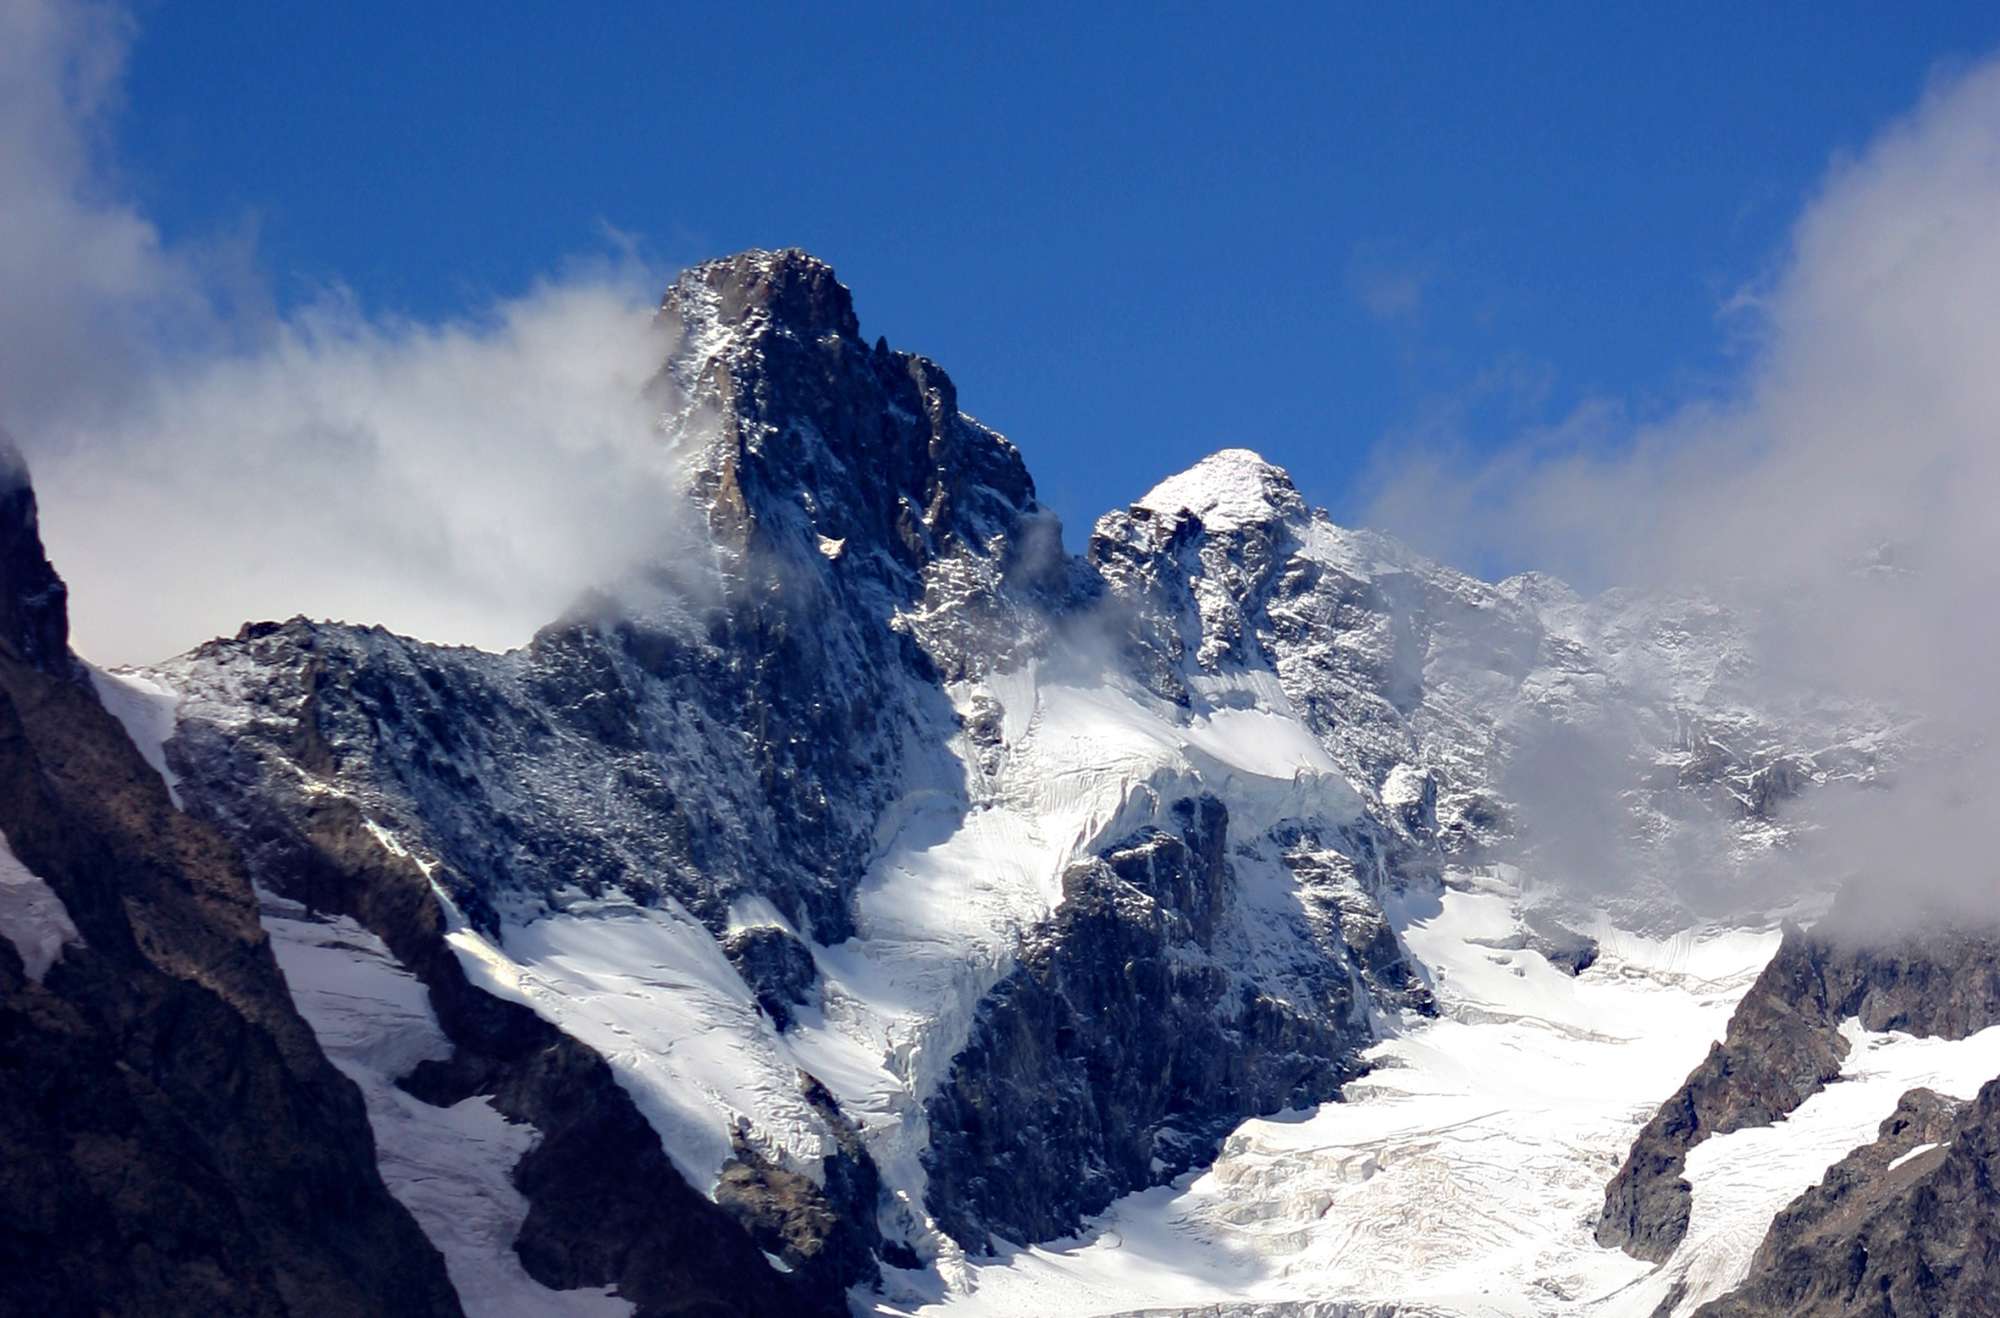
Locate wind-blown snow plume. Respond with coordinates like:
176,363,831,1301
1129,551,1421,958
1,0,686,665
1367,55,2000,918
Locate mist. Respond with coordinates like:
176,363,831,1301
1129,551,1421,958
1365,55,2000,921
2,0,686,665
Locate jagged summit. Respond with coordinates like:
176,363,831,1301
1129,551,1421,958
649,247,1050,673
1134,447,1308,533
662,247,861,343
0,432,72,672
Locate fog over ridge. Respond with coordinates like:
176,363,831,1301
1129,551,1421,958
1365,54,2000,921
2,0,688,664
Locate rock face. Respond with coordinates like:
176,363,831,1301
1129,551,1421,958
1696,1083,2000,1316
0,442,461,1318
715,1072,885,1297
721,924,819,1030
924,795,1371,1246
0,438,70,673
1598,904,2000,1261
156,685,832,1315
1523,911,1598,976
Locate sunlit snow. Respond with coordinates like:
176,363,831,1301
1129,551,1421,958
263,892,633,1317
879,876,1779,1316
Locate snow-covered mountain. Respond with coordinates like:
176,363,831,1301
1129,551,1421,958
9,250,2000,1318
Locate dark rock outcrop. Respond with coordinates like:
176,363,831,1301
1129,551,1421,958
0,438,70,674
715,1073,885,1297
721,924,819,1030
1524,911,1598,976
0,451,461,1318
1697,1083,2000,1316
923,795,1367,1248
1598,909,2000,1262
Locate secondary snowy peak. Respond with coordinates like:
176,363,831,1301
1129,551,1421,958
1133,447,1307,534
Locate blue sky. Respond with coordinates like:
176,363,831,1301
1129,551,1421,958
111,4,2000,541
12,1,2000,661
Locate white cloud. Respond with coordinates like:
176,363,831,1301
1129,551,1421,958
35,280,682,662
1366,54,2000,917
0,0,689,664
0,0,187,433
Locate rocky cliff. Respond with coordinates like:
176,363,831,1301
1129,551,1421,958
1693,1081,2000,1316
0,440,461,1318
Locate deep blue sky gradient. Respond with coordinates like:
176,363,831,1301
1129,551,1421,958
116,3,2000,541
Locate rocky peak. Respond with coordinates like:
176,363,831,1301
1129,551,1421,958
1132,447,1309,535
0,434,72,674
645,249,1062,682
655,249,1041,582
661,247,862,345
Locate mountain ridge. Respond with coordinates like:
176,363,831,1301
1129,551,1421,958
3,250,1981,1318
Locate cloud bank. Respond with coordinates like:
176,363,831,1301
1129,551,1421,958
2,0,681,664
1366,54,2000,919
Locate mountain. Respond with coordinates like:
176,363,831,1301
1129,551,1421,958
7,251,1997,1317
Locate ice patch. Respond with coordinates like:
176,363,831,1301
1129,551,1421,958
1381,762,1428,809
1885,1140,1942,1172
88,665,183,807
0,830,81,983
261,891,631,1316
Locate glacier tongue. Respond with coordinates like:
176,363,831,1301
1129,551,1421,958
883,873,1780,1317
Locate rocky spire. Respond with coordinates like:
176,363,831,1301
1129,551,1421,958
653,249,1043,593
0,435,72,673
661,248,863,343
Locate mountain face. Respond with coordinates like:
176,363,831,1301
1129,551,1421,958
9,250,1995,1317
1598,904,2000,1265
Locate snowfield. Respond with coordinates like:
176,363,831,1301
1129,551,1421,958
87,664,184,806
